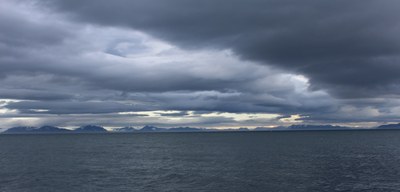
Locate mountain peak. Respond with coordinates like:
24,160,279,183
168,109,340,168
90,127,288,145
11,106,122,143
74,125,107,132
377,123,400,129
140,125,164,132
4,126,71,133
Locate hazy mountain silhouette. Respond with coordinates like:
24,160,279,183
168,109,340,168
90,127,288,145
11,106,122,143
254,125,350,131
4,126,71,134
377,123,400,129
139,125,166,132
3,123,400,134
73,125,108,133
254,126,288,131
168,127,203,132
113,127,137,132
111,125,204,132
287,124,350,130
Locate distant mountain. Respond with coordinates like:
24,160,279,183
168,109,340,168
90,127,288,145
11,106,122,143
136,125,203,132
287,124,350,130
113,127,138,132
38,126,71,132
2,125,204,134
254,125,351,131
377,123,400,129
168,127,203,132
254,126,286,131
213,128,250,132
3,126,36,133
139,125,166,132
2,123,382,134
3,126,71,134
73,125,108,133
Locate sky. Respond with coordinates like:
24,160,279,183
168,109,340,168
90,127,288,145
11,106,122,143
1,0,400,129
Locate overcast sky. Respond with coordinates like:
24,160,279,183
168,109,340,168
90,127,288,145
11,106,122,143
1,0,400,128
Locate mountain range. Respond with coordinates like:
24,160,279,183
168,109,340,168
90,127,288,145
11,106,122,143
2,123,400,134
376,123,400,129
3,125,107,134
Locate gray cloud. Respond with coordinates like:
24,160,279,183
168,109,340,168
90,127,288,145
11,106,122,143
0,89,73,101
43,0,400,98
157,111,189,117
1,0,400,128
5,100,152,114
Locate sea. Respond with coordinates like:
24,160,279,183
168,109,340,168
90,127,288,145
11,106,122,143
1,130,400,192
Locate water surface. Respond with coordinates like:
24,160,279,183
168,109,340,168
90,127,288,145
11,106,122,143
1,130,400,191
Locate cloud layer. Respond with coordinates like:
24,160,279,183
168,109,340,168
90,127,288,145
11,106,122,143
1,0,400,128
44,0,400,98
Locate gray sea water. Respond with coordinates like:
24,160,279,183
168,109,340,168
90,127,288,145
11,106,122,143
1,130,400,192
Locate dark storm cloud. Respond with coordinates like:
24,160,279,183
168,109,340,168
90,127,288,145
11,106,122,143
44,0,400,98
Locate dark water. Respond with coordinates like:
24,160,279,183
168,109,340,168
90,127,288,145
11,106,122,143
1,131,400,192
